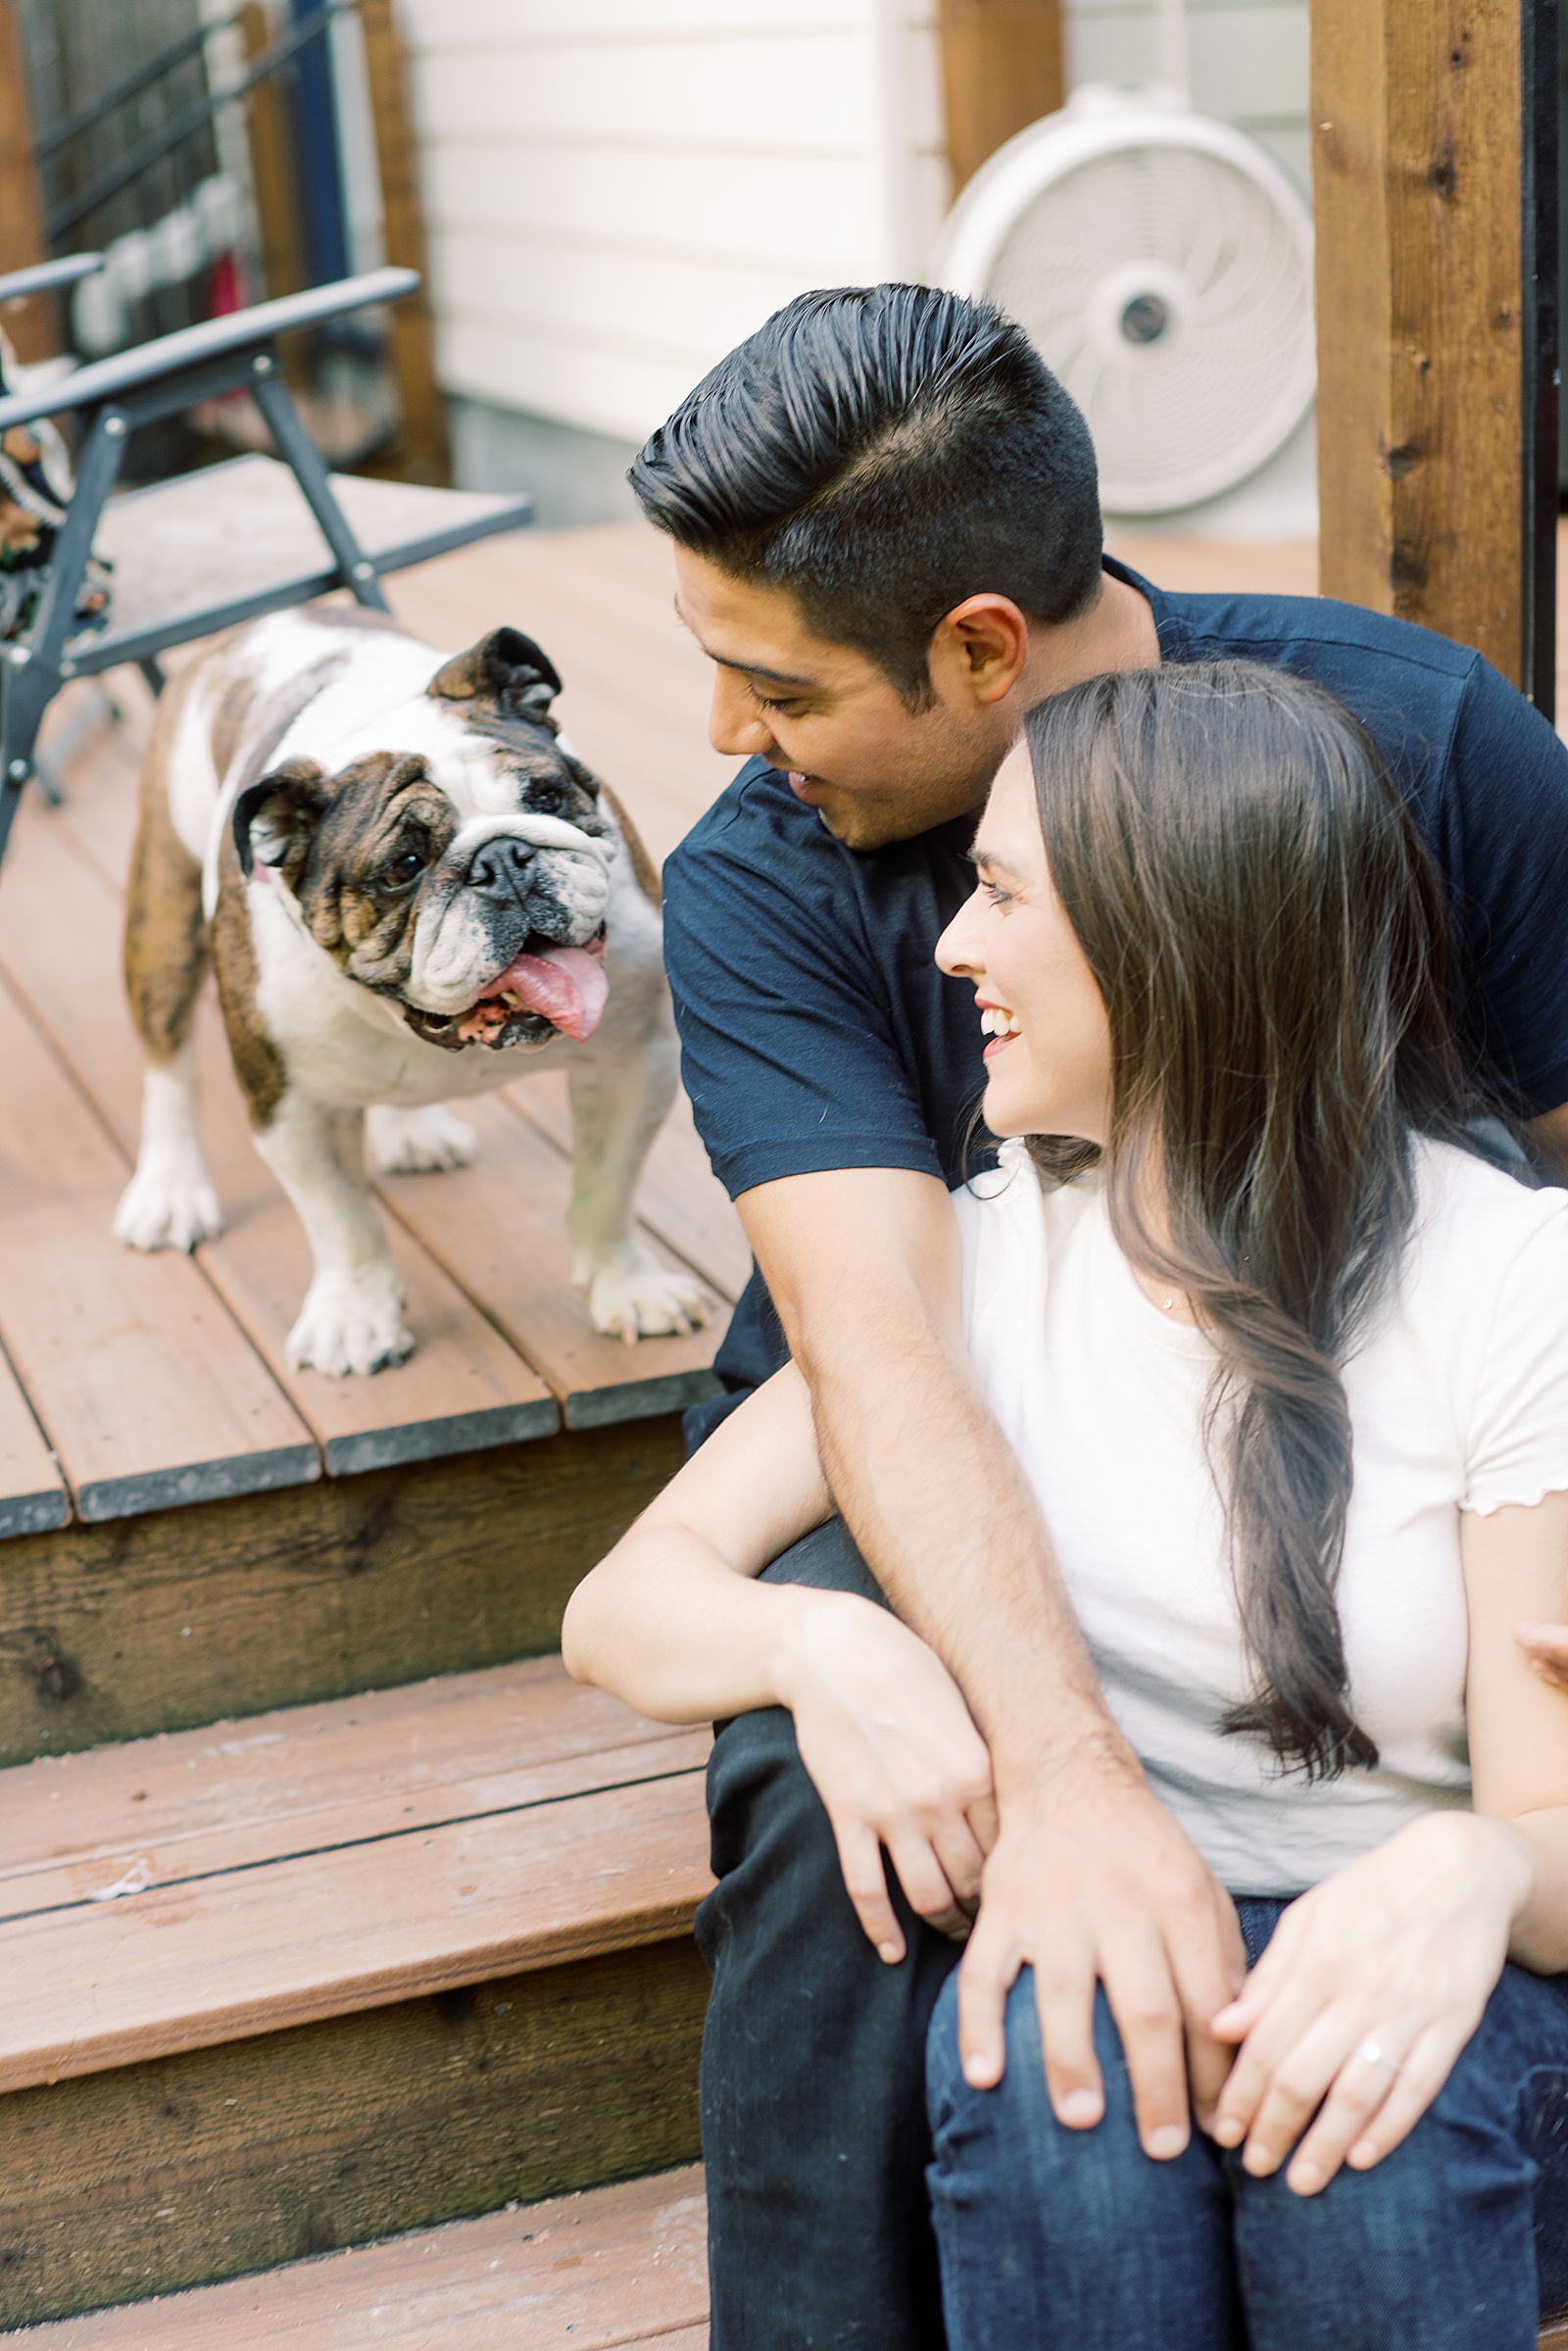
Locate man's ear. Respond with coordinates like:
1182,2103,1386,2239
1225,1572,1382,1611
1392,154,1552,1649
232,757,333,889
427,627,564,728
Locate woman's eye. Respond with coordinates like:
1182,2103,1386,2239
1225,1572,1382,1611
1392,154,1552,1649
378,849,424,889
983,881,1012,907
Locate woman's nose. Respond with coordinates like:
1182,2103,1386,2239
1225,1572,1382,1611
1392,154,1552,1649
709,669,775,759
935,893,986,979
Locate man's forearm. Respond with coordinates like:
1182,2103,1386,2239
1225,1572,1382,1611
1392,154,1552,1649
795,1303,1123,1789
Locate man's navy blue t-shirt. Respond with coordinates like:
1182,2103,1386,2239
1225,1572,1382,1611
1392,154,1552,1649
663,563,1568,1427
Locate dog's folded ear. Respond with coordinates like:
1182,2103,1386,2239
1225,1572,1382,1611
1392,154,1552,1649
233,757,334,889
427,628,564,729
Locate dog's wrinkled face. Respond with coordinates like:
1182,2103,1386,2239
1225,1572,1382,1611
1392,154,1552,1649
233,628,615,1053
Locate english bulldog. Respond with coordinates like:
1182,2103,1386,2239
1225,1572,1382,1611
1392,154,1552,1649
114,605,709,1375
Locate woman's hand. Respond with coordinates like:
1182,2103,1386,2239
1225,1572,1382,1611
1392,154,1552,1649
777,1589,998,1961
1207,1811,1533,2195
1517,1619,1568,1691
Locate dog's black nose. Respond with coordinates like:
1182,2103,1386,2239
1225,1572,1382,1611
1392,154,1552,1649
466,836,537,906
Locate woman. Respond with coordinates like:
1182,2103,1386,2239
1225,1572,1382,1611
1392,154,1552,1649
564,661,1568,2349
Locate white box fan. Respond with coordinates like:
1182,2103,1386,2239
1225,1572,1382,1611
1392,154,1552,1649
934,30,1317,535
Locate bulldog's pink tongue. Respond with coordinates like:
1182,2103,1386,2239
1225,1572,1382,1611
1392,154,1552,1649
496,945,609,1042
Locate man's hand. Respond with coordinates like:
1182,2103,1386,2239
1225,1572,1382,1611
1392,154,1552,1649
780,1588,997,1952
741,1163,1245,2148
956,1739,1246,2157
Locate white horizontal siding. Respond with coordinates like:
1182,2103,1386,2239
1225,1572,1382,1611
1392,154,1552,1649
401,0,942,443
400,0,1303,447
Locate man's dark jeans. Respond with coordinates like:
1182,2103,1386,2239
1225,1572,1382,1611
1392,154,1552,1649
697,1516,958,2350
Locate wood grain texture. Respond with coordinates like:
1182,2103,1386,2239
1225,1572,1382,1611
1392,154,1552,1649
0,1938,707,2327
939,0,1063,195
11,2167,708,2347
0,0,51,362
0,811,561,1477
1311,0,1525,677
0,1341,68,1540
375,1097,725,1429
0,980,318,1521
0,1722,710,2090
359,0,451,485
0,1656,705,1912
508,1071,750,1308
0,1414,687,1766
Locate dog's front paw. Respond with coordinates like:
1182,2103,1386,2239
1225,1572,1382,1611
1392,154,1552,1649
367,1103,477,1174
575,1241,711,1347
113,1153,224,1253
285,1268,414,1377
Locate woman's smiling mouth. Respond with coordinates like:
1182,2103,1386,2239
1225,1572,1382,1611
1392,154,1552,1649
979,1003,1021,1058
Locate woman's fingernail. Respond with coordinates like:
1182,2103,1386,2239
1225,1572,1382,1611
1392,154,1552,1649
1243,2144,1277,2177
878,1941,903,1965
963,2054,1000,2088
1059,2089,1102,2127
1289,2160,1322,2194
1147,2126,1187,2160
1211,2116,1244,2147
1348,2138,1378,2168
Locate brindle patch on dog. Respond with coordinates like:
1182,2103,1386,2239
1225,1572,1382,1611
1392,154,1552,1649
212,833,287,1128
238,750,462,996
602,782,662,910
123,659,210,1067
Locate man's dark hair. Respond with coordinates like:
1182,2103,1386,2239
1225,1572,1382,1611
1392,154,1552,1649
628,283,1103,705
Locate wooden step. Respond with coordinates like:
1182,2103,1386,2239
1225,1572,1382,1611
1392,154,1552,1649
0,1661,711,2327
6,2168,708,2348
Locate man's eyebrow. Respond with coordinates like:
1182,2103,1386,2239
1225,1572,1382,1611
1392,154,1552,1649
671,597,818,689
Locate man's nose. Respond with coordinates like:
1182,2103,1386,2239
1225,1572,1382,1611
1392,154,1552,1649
709,668,776,759
467,835,537,906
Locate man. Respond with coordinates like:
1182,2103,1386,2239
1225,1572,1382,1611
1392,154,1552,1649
630,283,1568,2348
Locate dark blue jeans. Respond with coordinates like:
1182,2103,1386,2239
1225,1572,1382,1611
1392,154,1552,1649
698,1518,960,2349
927,1898,1568,2350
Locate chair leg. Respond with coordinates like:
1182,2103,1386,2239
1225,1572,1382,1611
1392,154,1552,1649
138,657,167,699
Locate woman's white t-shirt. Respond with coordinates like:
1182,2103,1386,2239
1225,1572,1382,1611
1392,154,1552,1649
953,1137,1568,1895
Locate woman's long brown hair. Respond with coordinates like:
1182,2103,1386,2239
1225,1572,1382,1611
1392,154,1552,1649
1021,661,1471,1780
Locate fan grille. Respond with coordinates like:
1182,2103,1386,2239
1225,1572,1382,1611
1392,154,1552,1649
985,140,1313,512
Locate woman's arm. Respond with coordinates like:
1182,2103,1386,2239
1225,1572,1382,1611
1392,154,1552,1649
562,1363,998,1954
1205,1491,1568,2196
562,1363,833,1722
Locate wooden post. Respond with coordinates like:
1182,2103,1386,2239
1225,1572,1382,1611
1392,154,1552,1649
0,0,52,364
1311,0,1557,710
241,1,307,305
357,0,450,485
939,0,1064,197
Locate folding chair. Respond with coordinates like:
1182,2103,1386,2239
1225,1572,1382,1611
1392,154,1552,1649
0,264,533,872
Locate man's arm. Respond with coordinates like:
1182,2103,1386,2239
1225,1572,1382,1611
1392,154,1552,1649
741,1163,1247,2154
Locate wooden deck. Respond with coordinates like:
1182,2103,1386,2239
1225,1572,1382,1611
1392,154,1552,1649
0,519,1335,1765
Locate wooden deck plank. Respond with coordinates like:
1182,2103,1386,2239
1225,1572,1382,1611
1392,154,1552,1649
506,1070,750,1307
0,1764,710,2092
0,1342,69,1541
6,2167,708,2348
0,1419,688,1770
0,980,318,1522
0,1661,707,1918
0,811,561,1476
374,1097,726,1428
